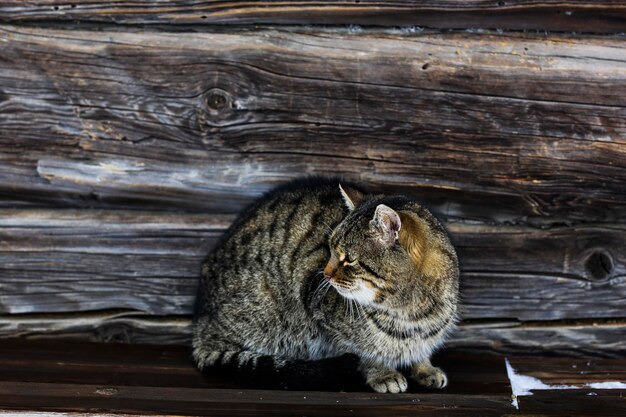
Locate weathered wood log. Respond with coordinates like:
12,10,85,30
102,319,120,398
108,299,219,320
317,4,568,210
1,209,624,355
450,319,626,357
1,210,624,321
1,312,624,356
1,1,625,33
1,26,625,223
0,312,192,345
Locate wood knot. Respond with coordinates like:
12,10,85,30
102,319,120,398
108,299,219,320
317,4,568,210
585,250,613,281
198,87,243,130
204,88,232,114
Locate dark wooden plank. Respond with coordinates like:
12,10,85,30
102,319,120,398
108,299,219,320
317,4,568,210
0,340,514,415
0,381,515,417
0,412,155,417
2,342,624,416
1,26,625,223
518,391,626,416
1,341,624,416
1,210,624,322
1,1,625,32
0,340,237,390
2,394,621,417
0,342,515,416
0,340,511,395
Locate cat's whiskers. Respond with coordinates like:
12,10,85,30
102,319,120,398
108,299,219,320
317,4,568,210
312,276,334,306
351,298,362,322
350,300,357,321
319,220,335,238
312,281,324,298
354,299,365,321
311,276,328,304
348,298,353,322
343,297,352,322
320,281,333,303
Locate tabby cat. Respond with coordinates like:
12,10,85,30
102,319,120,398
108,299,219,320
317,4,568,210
192,178,459,393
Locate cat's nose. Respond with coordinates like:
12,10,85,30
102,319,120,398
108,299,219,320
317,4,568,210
323,263,335,281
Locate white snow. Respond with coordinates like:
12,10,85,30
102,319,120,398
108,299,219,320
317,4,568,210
586,381,626,389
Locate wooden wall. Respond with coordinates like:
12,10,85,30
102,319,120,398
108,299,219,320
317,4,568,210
0,1,625,356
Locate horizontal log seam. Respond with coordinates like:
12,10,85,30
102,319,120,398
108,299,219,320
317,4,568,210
2,310,623,329
2,209,626,235
461,271,625,285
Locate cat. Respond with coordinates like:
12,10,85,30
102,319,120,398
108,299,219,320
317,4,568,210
192,177,459,393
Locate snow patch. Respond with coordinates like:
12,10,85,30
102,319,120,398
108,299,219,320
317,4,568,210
587,381,626,389
504,358,626,409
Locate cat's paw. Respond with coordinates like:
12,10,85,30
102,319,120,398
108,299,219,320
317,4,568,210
367,371,408,393
411,365,447,389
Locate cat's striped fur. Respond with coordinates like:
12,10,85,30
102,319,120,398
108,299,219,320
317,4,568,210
192,178,459,392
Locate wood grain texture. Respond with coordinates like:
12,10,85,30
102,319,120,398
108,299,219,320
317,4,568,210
0,210,624,323
0,210,228,315
1,26,625,224
1,1,625,32
0,311,192,345
2,311,624,356
450,319,626,357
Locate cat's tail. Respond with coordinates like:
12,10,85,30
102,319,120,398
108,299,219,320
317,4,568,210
194,349,363,391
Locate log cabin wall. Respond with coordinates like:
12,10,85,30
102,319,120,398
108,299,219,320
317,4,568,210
0,1,625,357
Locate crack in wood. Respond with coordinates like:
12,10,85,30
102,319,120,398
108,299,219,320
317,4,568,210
1,1,626,34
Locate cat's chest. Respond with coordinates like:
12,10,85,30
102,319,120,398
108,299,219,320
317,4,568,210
357,314,446,365
322,307,446,364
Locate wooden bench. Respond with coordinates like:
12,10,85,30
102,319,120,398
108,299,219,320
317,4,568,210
0,1,625,415
1,340,624,416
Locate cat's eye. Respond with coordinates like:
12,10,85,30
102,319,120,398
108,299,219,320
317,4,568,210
342,257,358,267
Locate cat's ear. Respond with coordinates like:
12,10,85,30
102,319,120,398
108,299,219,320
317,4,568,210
339,184,364,211
370,204,401,245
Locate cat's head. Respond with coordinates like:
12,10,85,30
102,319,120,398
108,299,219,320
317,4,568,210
323,184,419,307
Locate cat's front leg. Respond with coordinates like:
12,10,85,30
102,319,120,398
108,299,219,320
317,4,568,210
359,360,408,393
410,358,447,389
